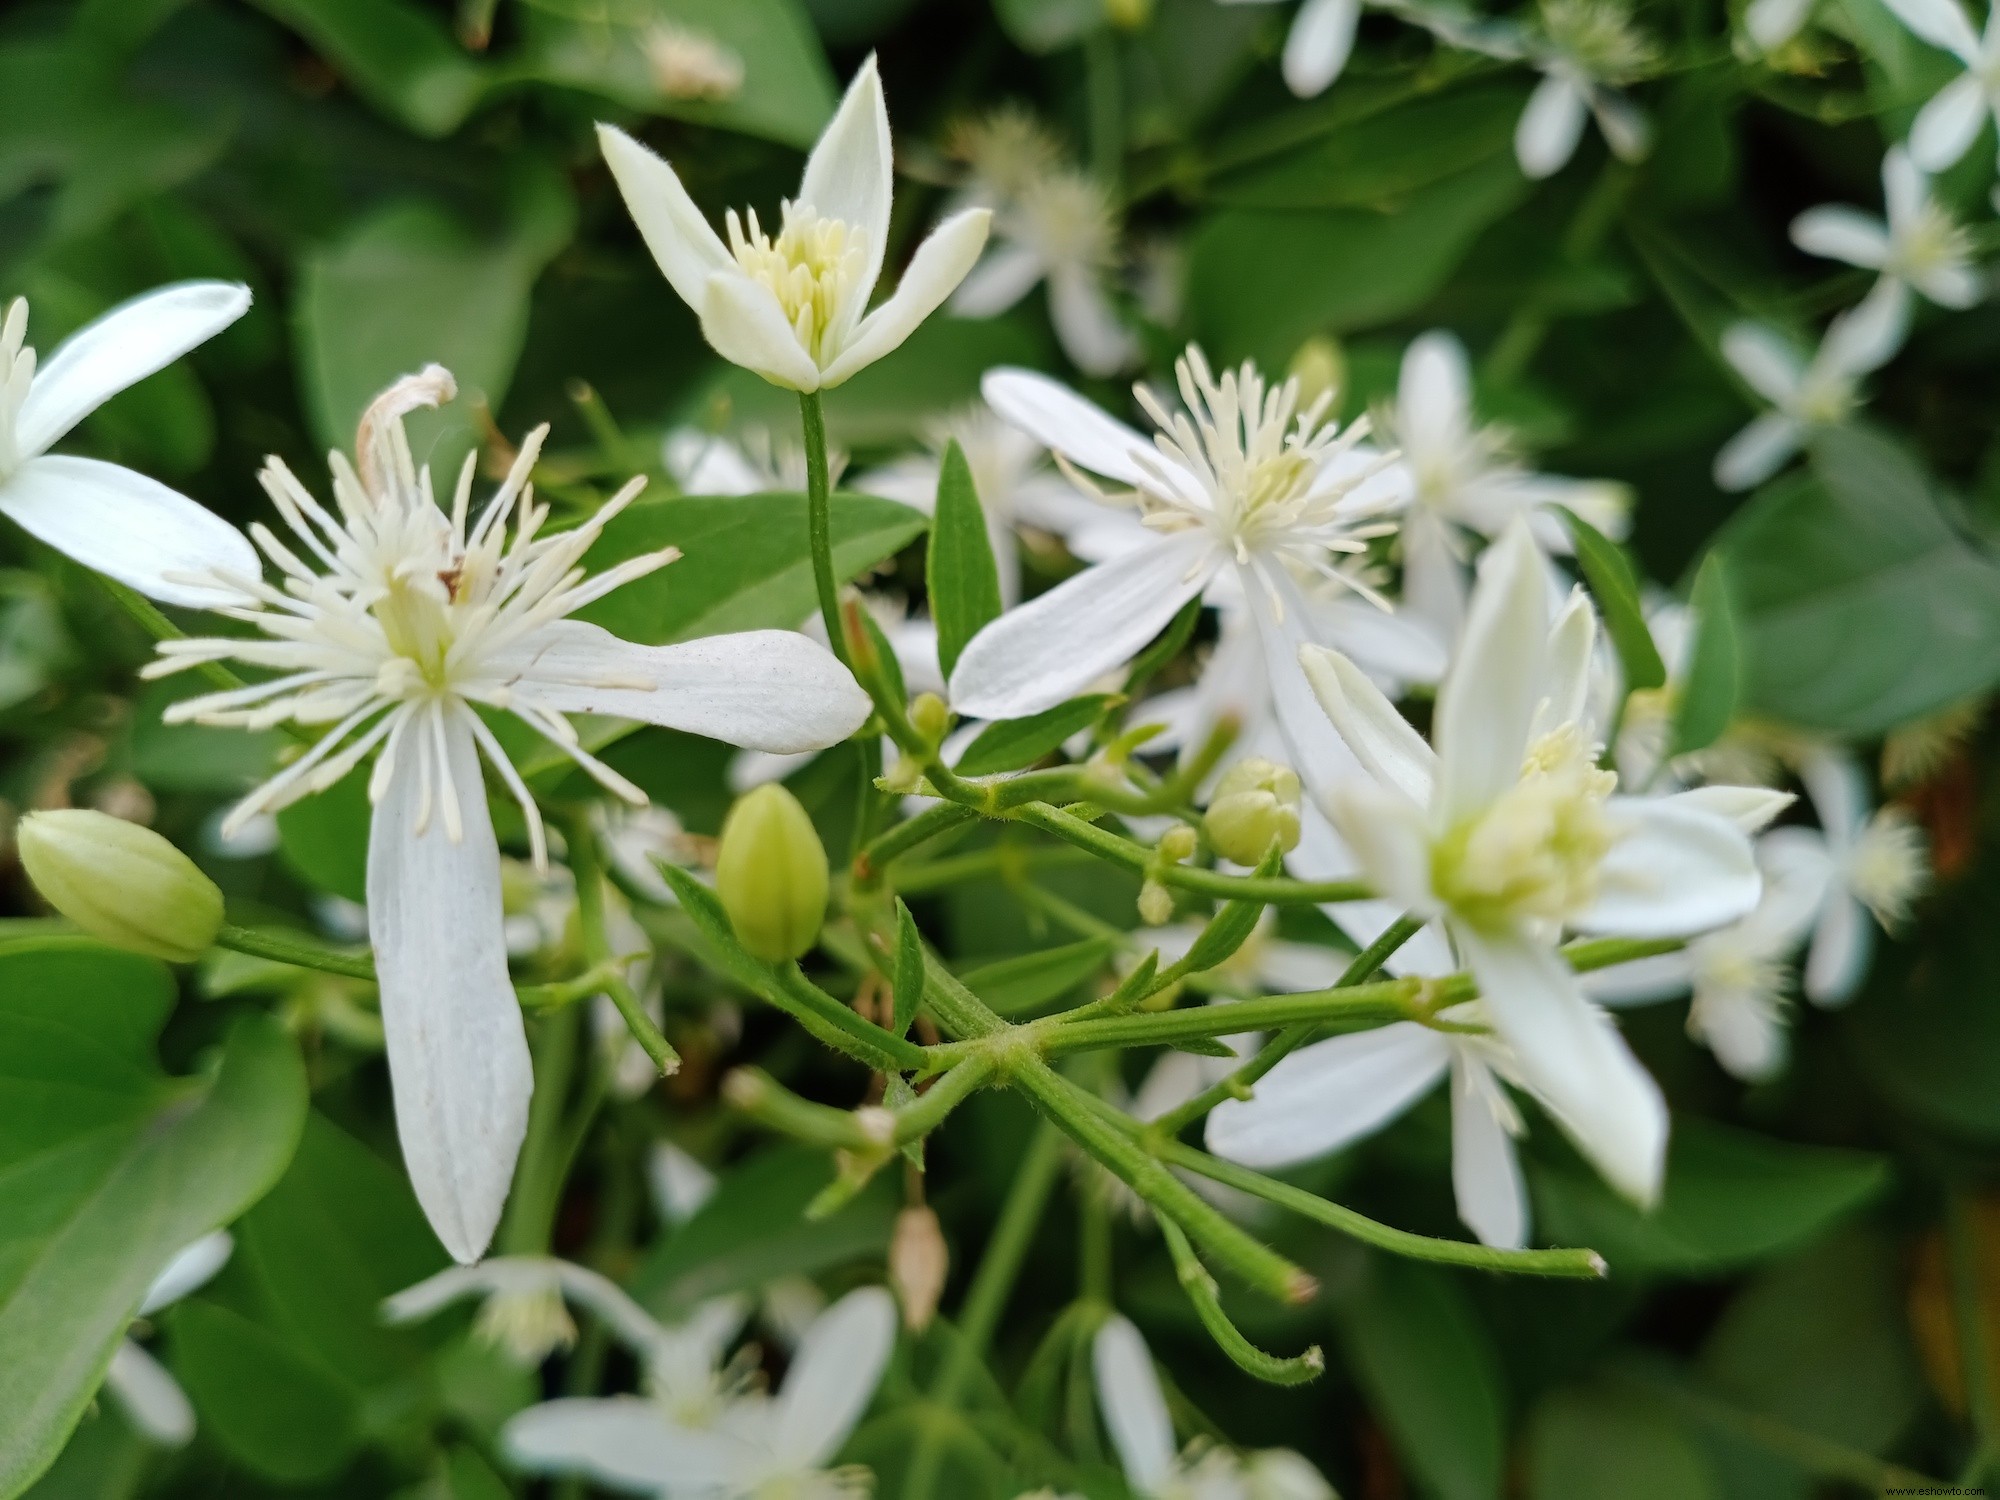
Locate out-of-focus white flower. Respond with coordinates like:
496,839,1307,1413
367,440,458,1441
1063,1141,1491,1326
1743,0,1815,52
102,1231,233,1445
1879,0,2000,173
599,802,706,906
1514,0,1657,178
0,284,255,606
947,105,1067,213
952,167,1137,376
1712,297,1902,491
649,1140,720,1226
1215,0,1377,98
599,58,990,392
505,1286,897,1499
663,427,848,497
1093,1315,1334,1500
144,368,869,1264
641,23,745,102
1302,519,1763,1204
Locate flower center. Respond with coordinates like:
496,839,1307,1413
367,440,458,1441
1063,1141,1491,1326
1793,367,1856,425
1016,171,1120,268
1845,807,1927,925
726,203,866,366
474,1285,576,1365
1892,201,1972,280
1434,723,1620,928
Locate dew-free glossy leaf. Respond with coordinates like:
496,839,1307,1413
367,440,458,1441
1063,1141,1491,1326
954,694,1115,778
959,937,1116,1017
929,439,1003,682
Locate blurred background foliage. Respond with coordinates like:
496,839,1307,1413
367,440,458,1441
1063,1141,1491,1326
5,0,2000,1496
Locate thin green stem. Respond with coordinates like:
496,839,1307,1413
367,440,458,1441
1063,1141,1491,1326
798,390,848,668
853,803,980,887
215,922,375,980
1159,1218,1324,1386
566,815,680,1077
101,580,316,744
1039,978,1424,1056
500,1001,582,1255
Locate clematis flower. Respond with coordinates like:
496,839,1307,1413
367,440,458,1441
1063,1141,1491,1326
1299,518,1762,1203
1711,296,1901,491
101,1231,233,1446
663,426,848,497
144,367,870,1263
0,282,255,607
504,1285,897,1498
1380,330,1630,640
1790,147,1981,353
1879,0,2000,173
950,166,1138,377
598,57,990,393
950,347,1404,813
1093,1315,1333,1500
1759,747,1928,1007
1514,0,1657,179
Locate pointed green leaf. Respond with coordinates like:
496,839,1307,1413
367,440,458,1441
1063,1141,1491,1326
954,694,1118,778
1560,507,1667,693
1670,553,1742,758
892,899,925,1038
928,440,1004,682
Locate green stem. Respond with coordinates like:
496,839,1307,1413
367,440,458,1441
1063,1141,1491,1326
101,580,316,744
853,803,980,887
215,922,375,980
890,844,1098,896
566,817,680,1077
798,390,848,668
1159,1217,1324,1386
500,1001,583,1255
1039,978,1424,1056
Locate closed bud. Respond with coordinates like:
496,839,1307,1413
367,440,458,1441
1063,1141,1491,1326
1288,337,1345,413
908,692,952,745
890,1205,948,1331
715,784,829,963
1203,757,1302,864
17,810,224,963
1138,878,1175,926
1104,0,1154,27
1157,824,1199,865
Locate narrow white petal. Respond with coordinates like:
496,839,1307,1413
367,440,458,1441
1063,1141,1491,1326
1910,72,1988,170
774,1286,897,1466
1789,206,1891,269
1803,890,1873,1006
1746,0,1813,50
105,1341,195,1446
1317,596,1449,687
948,532,1215,719
139,1231,233,1316
1578,800,1761,938
820,208,993,388
1093,1315,1176,1496
1589,88,1652,162
369,712,532,1263
1884,145,1927,224
1515,74,1590,179
1324,778,1439,915
0,455,260,609
981,366,1172,494
665,430,770,496
596,125,734,313
1206,1025,1451,1168
1796,745,1869,842
799,55,894,307
15,281,250,460
699,273,823,391
949,241,1047,317
1291,801,1459,977
1691,978,1789,1081
1881,0,1981,58
1399,331,1473,467
1917,260,1984,308
1454,922,1668,1205
1666,784,1794,832
1282,0,1362,96
1400,509,1470,643
505,1398,750,1488
1048,268,1139,378
1245,564,1376,807
1824,280,1909,375
1450,1058,1529,1249
1719,322,1805,404
1298,645,1437,806
1433,518,1547,825
1580,950,1696,1006
495,621,870,754
1713,412,1803,492
1543,588,1597,734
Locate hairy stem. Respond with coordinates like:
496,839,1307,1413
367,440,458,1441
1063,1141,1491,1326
798,390,848,668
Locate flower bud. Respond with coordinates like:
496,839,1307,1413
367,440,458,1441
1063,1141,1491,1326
908,692,952,745
1157,824,1199,864
890,1205,949,1331
715,784,829,963
1138,878,1175,926
1288,337,1346,413
1203,758,1302,865
17,810,224,963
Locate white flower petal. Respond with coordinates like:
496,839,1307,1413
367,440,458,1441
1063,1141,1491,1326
138,1231,233,1316
821,208,993,387
1719,322,1805,404
1713,412,1803,492
1398,331,1473,470
700,272,824,391
0,454,260,609
1291,802,1459,977
1093,1315,1176,1496
1691,976,1789,1081
15,281,250,460
506,1397,751,1489
369,711,532,1264
1317,596,1450,687
774,1286,898,1466
1298,645,1437,807
1543,587,1597,734
1324,777,1439,915
1746,0,1813,49
1803,889,1872,1006
1917,260,1984,309
1047,267,1138,378
1881,0,1981,59
1910,71,1988,170
1399,507,1469,644
1666,784,1794,832
1884,146,1927,225
981,366,1174,495
799,55,894,313
947,532,1215,719
1795,745,1868,843
494,620,870,754
650,1141,719,1225
1823,280,1909,375
1580,949,1696,1006
105,1340,195,1446
1206,1024,1451,1168
1245,563,1377,804
1433,518,1547,824
1450,1057,1529,1249
1589,88,1651,163
596,124,734,313
1515,74,1590,179
950,241,1049,317
1454,922,1667,1205
1579,799,1761,938
1789,206,1891,269
1282,0,1362,97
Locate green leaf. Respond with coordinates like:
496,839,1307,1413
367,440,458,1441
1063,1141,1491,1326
1527,1385,1717,1500
1561,507,1667,693
1669,552,1741,757
892,899,924,1037
1528,1118,1887,1276
1124,597,1204,696
170,1300,362,1483
958,938,1117,1018
1337,1259,1507,1500
246,0,486,136
0,939,307,1498
579,493,927,646
954,695,1117,778
928,439,1004,682
992,0,1104,52
276,763,371,906
1717,425,2000,734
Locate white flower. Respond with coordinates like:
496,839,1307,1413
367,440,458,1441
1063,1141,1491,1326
1515,0,1657,178
144,368,869,1264
1743,0,1814,51
1381,330,1630,640
101,1231,233,1446
1791,149,1980,313
663,427,846,496
649,1140,720,1225
0,283,255,607
1216,0,1373,98
951,348,1404,824
641,23,745,102
1760,747,1928,1007
505,1285,897,1500
1300,518,1763,1203
1712,296,1902,491
951,167,1138,377
599,57,990,393
1093,1315,1334,1500
1879,0,2000,173
598,802,705,905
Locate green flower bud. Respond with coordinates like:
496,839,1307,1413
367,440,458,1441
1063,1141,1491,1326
1203,757,1302,865
715,784,829,963
17,809,224,963
1157,824,1199,865
908,692,952,745
1288,337,1346,413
